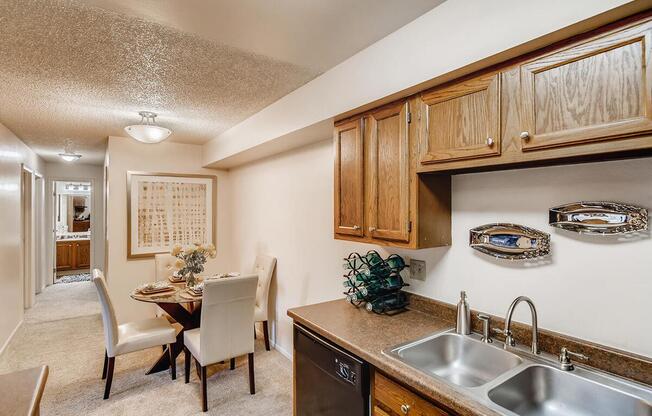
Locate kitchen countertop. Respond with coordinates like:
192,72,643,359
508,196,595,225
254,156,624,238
288,299,503,416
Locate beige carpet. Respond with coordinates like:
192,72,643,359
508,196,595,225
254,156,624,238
0,282,292,415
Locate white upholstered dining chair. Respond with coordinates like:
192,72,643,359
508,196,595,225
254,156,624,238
93,269,179,399
183,274,259,412
253,255,276,351
155,253,178,282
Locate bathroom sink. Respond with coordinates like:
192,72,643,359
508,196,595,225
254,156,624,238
386,333,522,387
488,365,652,416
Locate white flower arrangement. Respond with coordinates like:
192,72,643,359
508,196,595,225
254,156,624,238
169,243,216,287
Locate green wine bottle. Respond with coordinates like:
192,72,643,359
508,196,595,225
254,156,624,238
385,254,407,271
346,292,366,303
365,292,408,313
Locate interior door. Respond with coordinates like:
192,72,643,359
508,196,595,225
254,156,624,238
420,73,500,164
334,118,364,236
520,20,652,150
366,101,410,242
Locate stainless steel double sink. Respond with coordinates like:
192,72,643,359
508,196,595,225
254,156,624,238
384,330,652,416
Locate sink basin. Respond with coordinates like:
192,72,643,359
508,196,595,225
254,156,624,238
389,333,522,387
488,365,652,416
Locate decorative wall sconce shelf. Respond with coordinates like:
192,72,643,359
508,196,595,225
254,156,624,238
469,223,550,260
549,202,648,235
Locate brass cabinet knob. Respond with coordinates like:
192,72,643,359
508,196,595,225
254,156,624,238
400,404,411,414
369,226,377,232
486,137,494,146
352,225,360,230
520,131,530,141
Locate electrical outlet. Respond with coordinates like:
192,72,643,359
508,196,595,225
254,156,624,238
409,259,426,281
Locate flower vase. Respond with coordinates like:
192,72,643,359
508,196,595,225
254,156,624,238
186,272,197,289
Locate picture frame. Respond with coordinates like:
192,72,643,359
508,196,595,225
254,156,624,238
126,171,217,259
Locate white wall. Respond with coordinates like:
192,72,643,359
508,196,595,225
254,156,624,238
105,137,231,323
203,0,635,167
228,139,652,359
45,162,106,277
0,122,45,352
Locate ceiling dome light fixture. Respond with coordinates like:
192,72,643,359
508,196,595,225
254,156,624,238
58,139,82,162
124,111,172,144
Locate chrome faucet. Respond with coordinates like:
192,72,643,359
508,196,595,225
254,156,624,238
502,296,539,355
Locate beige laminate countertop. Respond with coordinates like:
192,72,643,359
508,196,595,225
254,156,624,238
288,299,502,416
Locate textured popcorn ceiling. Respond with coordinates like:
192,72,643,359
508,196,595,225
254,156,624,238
0,0,442,164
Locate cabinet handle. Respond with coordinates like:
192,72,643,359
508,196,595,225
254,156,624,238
520,131,530,141
486,137,494,146
352,225,360,230
400,404,411,414
369,226,377,232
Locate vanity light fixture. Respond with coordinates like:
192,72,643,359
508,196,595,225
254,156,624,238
58,139,82,162
124,111,172,144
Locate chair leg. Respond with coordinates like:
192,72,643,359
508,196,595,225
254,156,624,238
168,344,176,380
103,356,115,400
262,320,270,351
200,366,208,412
101,350,108,380
184,348,191,384
248,352,255,395
230,358,235,370
195,358,202,380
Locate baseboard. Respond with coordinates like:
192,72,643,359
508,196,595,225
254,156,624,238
255,321,293,361
274,341,292,361
0,320,23,358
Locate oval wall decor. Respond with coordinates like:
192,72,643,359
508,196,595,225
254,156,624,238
469,223,550,260
549,201,648,235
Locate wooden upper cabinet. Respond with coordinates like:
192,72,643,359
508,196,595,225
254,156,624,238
520,21,652,151
366,101,410,242
334,118,364,236
420,73,500,164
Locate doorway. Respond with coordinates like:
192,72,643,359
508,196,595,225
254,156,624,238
21,166,46,309
53,181,93,284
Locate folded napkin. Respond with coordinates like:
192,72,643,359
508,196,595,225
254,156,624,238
208,272,241,280
138,281,171,293
188,282,204,295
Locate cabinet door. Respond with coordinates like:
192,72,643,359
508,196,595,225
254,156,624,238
76,241,91,268
334,118,364,236
420,73,500,164
520,21,652,151
367,101,410,242
56,242,73,271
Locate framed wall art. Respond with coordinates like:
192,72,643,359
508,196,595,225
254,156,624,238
127,172,217,259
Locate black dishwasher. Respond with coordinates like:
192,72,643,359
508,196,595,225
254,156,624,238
294,324,369,416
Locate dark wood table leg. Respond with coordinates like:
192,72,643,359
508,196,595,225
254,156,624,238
146,302,201,375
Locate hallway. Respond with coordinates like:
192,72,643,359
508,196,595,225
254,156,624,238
0,282,292,415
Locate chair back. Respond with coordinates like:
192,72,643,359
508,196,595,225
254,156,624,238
155,254,178,281
199,274,258,365
253,255,276,322
92,269,119,357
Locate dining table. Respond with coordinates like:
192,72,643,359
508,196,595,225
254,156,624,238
130,282,204,375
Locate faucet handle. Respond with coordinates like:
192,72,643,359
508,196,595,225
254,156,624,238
559,347,589,371
491,327,506,338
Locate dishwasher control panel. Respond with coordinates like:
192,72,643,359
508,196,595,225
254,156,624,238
335,358,357,385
